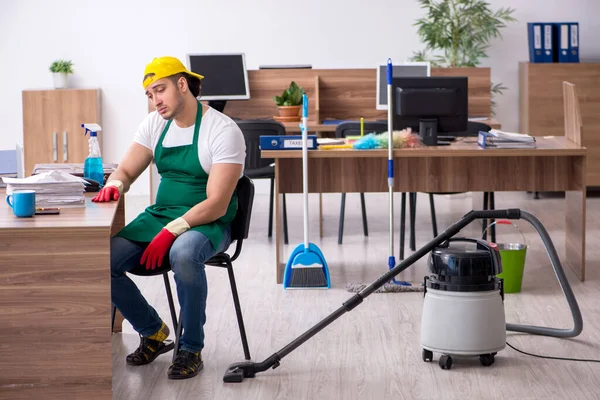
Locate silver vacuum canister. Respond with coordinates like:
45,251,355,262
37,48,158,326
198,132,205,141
420,239,506,369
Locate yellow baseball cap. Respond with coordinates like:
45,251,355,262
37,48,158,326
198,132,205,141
142,56,204,89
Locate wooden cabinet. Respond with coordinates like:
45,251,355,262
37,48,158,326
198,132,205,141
22,89,101,176
519,62,600,185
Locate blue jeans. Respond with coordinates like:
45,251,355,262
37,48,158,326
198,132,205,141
111,227,231,354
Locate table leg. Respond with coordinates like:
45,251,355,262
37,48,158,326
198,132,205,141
565,157,586,281
276,162,285,284
111,198,126,332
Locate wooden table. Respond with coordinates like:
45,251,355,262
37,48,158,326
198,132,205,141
264,136,587,284
0,191,124,399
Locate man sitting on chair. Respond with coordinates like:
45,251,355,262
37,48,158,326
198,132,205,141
93,56,246,380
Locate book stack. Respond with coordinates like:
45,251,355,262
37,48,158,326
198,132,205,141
478,129,536,149
2,170,87,208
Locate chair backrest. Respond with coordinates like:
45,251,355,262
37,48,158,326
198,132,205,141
231,175,255,242
465,121,492,137
335,121,388,138
236,120,286,171
563,81,583,145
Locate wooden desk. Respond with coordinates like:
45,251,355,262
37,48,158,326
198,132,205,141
281,118,501,133
0,192,124,399
264,136,587,284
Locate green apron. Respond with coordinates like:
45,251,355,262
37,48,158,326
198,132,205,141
116,101,237,251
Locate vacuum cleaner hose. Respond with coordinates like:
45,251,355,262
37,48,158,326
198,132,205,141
506,210,583,338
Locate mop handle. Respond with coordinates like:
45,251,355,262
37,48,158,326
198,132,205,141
387,59,395,261
302,93,309,250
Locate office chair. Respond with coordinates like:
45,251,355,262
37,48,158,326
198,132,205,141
236,120,289,245
111,175,255,361
335,121,436,250
402,121,496,258
334,121,385,244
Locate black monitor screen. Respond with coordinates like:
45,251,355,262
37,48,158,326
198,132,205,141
187,54,249,100
392,77,468,134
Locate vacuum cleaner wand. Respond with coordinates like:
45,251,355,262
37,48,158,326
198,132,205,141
223,208,583,382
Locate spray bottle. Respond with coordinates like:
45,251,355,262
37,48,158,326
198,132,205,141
82,123,104,186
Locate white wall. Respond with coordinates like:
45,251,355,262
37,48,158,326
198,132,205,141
1,0,599,196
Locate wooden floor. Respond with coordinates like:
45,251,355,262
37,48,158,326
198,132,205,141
113,189,600,400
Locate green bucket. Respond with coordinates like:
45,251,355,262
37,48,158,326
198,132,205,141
484,220,528,293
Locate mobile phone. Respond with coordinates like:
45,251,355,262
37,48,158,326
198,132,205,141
35,208,60,215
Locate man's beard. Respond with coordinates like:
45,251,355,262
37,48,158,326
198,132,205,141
162,92,185,120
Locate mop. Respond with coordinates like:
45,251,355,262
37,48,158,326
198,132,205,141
347,59,422,294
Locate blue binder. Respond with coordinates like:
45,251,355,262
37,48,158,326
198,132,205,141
527,23,544,63
260,135,318,150
569,22,580,63
553,23,570,62
542,24,554,62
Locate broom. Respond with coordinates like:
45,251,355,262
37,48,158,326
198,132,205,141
283,93,330,289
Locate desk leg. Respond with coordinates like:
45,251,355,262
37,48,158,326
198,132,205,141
111,198,126,332
275,162,285,284
565,157,586,281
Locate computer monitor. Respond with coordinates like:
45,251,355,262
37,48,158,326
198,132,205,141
392,76,468,145
376,62,430,110
187,53,250,113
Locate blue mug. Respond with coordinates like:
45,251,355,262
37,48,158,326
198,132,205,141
6,190,36,218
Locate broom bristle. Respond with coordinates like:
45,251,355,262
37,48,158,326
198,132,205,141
289,267,327,288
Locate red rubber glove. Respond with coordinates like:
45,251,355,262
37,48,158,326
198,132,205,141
140,217,191,270
140,229,177,270
92,180,122,202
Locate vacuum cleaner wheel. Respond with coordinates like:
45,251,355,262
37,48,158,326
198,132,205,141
439,355,453,369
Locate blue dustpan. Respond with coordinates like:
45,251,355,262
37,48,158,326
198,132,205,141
283,243,331,289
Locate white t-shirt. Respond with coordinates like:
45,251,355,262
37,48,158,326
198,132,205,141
133,105,246,176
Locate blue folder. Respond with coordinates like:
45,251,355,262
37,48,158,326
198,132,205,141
542,23,554,62
569,22,580,63
527,23,544,63
260,135,318,150
553,23,571,62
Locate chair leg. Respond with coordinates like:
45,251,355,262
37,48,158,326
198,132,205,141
428,193,438,238
482,192,489,240
173,313,183,362
409,193,416,251
338,193,346,244
360,193,368,236
282,194,289,245
111,305,116,332
226,261,251,361
268,177,274,238
490,192,496,243
400,192,406,260
163,273,178,332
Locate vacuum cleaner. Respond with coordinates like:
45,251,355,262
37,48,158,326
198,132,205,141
421,238,506,369
223,209,583,382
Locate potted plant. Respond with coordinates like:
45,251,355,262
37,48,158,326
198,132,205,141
49,59,74,89
409,0,516,115
273,81,304,122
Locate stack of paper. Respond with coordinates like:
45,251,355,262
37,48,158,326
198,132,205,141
2,170,87,208
32,163,117,176
479,129,537,149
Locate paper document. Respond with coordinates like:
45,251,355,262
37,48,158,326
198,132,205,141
2,170,87,208
488,129,535,142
